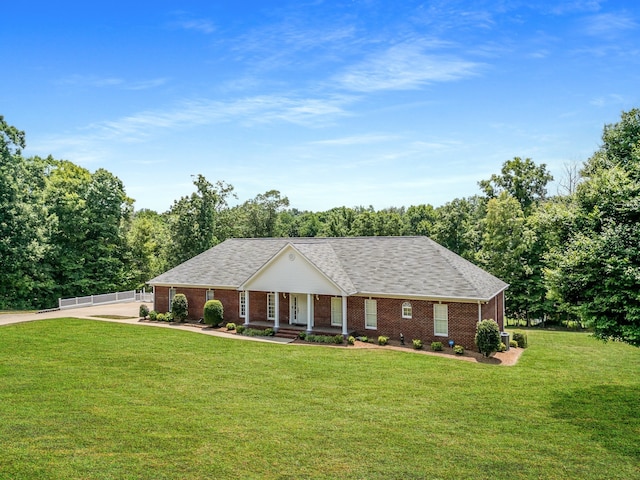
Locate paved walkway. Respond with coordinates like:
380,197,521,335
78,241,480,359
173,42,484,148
0,302,294,344
0,302,523,364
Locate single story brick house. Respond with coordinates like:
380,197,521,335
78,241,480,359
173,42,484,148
149,236,508,349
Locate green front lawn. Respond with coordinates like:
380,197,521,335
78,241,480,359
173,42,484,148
0,319,638,479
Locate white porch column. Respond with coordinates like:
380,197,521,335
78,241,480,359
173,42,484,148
306,293,313,333
274,291,280,332
341,295,348,336
478,301,482,323
244,291,250,325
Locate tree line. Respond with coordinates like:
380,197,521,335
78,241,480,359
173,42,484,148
1,110,638,346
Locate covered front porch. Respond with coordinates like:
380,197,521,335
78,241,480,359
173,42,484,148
239,242,356,337
245,319,355,339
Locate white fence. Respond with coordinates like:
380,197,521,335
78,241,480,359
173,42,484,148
59,289,153,310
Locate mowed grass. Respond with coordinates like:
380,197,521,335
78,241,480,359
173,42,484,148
0,319,638,479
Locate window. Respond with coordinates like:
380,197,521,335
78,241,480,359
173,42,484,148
402,301,412,319
365,299,377,329
434,304,448,336
206,290,214,302
168,287,176,312
331,297,342,326
239,291,246,318
267,293,276,320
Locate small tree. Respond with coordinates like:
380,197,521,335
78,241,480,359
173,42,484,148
139,304,149,319
172,293,188,322
203,299,224,327
475,319,501,357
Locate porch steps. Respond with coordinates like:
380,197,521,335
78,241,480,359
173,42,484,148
273,328,301,340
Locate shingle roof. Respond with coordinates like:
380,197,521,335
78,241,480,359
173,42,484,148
149,236,508,301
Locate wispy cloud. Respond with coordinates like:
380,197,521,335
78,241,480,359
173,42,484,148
334,42,481,92
57,75,168,90
581,12,637,38
590,93,625,107
310,134,400,146
36,94,356,157
168,11,215,34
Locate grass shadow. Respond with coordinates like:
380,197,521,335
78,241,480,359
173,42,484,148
550,384,640,458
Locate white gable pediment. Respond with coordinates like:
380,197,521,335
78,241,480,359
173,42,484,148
241,244,343,295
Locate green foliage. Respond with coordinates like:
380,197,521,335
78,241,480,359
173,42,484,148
171,293,188,322
412,339,423,350
148,310,158,321
511,332,528,349
298,331,307,340
475,319,501,357
453,344,464,355
203,299,224,327
236,324,246,334
431,341,443,351
156,313,166,322
498,342,507,352
357,336,369,343
241,328,274,337
347,335,356,345
225,323,236,331
510,339,519,348
303,334,343,344
546,108,640,346
139,304,149,319
378,335,389,346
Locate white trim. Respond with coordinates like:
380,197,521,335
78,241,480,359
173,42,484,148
168,287,176,312
364,298,377,330
331,297,343,327
402,301,412,319
206,289,215,302
434,303,448,337
341,294,348,336
239,291,246,319
267,292,276,320
353,288,509,303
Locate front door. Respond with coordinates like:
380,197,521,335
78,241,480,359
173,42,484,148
290,294,308,325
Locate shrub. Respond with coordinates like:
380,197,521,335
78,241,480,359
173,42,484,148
148,310,158,321
510,339,519,348
378,335,389,346
203,300,224,327
157,313,166,322
412,339,423,350
357,336,369,343
475,319,501,357
139,304,149,319
512,332,528,349
171,294,188,322
333,334,344,344
226,323,236,331
498,342,507,352
431,341,443,351
236,324,246,334
453,344,464,355
165,312,173,322
298,331,307,340
347,336,356,345
241,328,274,337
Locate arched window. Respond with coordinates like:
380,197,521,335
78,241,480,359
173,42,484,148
402,301,412,319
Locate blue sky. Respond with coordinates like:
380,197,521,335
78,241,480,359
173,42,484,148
2,1,639,213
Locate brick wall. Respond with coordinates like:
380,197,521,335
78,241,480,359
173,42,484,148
153,286,504,351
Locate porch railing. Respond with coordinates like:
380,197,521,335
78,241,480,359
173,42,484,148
58,289,153,310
